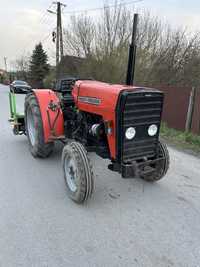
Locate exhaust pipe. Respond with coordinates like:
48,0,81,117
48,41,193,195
126,13,139,86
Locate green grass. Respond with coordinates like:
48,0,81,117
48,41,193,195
160,123,200,154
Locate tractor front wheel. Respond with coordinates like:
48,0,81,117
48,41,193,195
25,93,54,158
62,142,94,204
141,141,170,182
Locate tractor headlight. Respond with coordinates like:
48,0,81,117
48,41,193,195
148,124,158,136
125,127,136,140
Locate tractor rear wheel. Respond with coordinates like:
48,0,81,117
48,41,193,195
62,141,94,204
25,93,54,158
141,141,169,182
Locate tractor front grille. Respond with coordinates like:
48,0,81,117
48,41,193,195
116,89,164,162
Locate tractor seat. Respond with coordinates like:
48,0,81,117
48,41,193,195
62,94,74,106
55,77,77,106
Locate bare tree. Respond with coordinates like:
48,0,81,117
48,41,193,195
64,15,95,57
14,56,29,81
62,3,200,86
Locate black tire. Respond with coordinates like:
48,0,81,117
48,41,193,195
62,141,94,204
141,141,170,182
25,93,54,158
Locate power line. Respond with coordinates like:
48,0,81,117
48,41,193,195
63,0,143,14
39,2,54,25
16,1,141,61
40,29,56,43
17,2,55,57
21,24,55,52
20,25,56,58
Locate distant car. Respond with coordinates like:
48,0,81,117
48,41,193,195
10,80,31,94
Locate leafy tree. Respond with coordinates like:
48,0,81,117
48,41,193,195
29,43,49,88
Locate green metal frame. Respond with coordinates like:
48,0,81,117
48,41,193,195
9,92,25,134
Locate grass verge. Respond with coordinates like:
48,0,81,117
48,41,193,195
160,123,200,155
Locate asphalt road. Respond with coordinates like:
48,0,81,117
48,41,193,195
0,84,200,267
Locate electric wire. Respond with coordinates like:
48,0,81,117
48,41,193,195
15,1,143,64
39,2,54,25
64,0,143,14
20,2,56,57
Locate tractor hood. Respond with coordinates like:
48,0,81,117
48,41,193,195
72,80,163,160
72,80,161,113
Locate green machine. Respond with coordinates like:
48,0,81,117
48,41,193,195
8,92,25,135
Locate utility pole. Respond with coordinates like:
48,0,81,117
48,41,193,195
56,2,60,68
59,5,64,59
4,57,7,72
49,2,66,71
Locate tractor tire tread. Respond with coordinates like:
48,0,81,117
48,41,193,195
62,141,94,204
25,93,54,158
141,141,170,182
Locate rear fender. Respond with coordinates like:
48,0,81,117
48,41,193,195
33,89,64,143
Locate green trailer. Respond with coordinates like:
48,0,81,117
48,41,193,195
8,91,25,135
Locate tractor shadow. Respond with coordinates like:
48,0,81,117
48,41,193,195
83,153,174,209
12,137,174,210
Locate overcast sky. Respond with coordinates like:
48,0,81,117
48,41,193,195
0,0,199,69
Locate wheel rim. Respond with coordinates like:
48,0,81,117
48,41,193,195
64,155,77,192
27,106,36,146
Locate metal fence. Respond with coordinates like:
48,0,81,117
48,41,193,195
155,86,200,135
191,88,200,135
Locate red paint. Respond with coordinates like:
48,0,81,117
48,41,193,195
72,80,147,159
33,82,160,159
33,89,64,143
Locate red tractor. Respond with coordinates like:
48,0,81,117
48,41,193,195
9,14,169,203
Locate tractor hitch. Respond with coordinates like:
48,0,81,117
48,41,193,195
121,162,139,178
108,156,166,179
108,161,139,178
